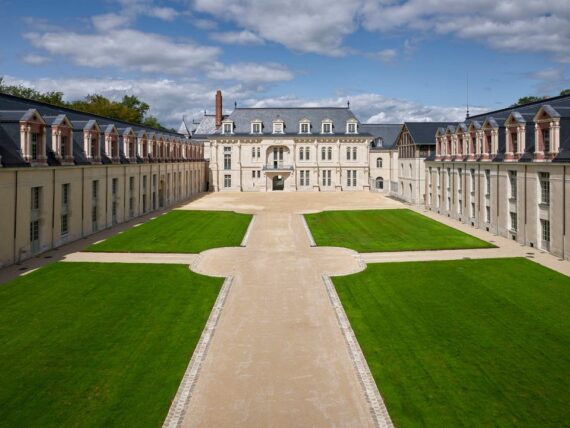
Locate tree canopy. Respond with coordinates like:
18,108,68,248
513,89,570,106
0,77,169,130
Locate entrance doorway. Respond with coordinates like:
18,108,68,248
272,175,284,191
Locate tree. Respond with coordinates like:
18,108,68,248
560,89,570,96
513,95,548,106
0,77,166,129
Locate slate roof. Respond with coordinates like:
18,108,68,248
220,107,362,136
0,92,194,168
404,122,455,146
361,124,402,149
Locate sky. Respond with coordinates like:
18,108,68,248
0,0,569,128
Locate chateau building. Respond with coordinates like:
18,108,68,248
193,91,401,192
424,94,570,259
0,93,207,267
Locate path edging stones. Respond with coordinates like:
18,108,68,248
322,274,394,428
300,215,317,247
163,275,234,428
240,215,257,247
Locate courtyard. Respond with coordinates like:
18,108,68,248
0,192,569,427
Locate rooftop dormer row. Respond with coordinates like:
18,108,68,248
434,105,563,162
220,117,359,135
0,109,204,168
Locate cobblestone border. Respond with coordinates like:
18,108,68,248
163,275,234,428
323,275,394,428
240,215,256,247
300,214,317,247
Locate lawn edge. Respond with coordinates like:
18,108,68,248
240,215,257,247
162,275,234,428
322,274,394,428
300,214,317,246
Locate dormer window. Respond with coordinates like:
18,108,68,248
251,121,262,134
19,109,47,165
322,121,333,134
300,122,310,134
273,120,284,134
542,129,550,153
346,120,358,134
222,121,233,134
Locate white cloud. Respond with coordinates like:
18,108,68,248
361,0,570,63
194,0,361,56
25,29,220,74
92,13,132,31
527,68,570,94
238,93,488,123
210,30,265,45
206,62,293,83
21,54,51,65
147,6,179,21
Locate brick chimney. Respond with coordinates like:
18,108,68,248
215,90,222,128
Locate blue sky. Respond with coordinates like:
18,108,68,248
1,0,569,127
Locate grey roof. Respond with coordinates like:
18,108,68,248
192,114,218,137
361,124,402,149
404,122,456,146
0,92,195,168
221,107,360,136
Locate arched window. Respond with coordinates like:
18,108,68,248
299,147,304,160
327,147,332,160
321,147,326,160
376,158,383,168
375,177,384,190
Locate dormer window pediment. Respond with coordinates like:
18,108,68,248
299,118,311,134
346,118,358,134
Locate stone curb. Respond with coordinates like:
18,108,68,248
300,214,317,247
322,275,394,428
162,275,234,428
240,215,257,247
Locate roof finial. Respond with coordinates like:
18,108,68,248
347,100,350,109
234,101,237,109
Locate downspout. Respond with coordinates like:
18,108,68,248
13,170,18,264
51,168,56,249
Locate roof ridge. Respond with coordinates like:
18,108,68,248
469,93,570,120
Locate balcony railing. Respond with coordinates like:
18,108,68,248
263,164,294,171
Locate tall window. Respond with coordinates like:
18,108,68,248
224,146,231,170
510,212,518,232
347,123,356,134
352,147,357,160
91,137,98,158
224,174,231,188
92,180,98,200
542,129,550,153
376,158,383,168
252,122,261,134
305,147,310,160
509,171,517,200
346,170,356,187
61,213,69,236
31,187,41,211
112,178,118,196
251,147,256,158
300,170,310,186
322,123,332,134
541,219,550,250
60,135,67,157
485,170,490,196
327,147,332,160
223,123,232,134
511,132,518,153
539,172,550,205
31,133,39,160
322,170,331,186
62,183,70,207
299,147,304,161
321,147,326,160
346,146,351,160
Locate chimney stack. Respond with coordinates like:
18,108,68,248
215,90,222,128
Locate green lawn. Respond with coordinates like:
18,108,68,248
333,258,570,427
304,209,494,252
86,210,252,253
0,262,223,427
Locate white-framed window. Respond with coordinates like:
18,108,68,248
485,169,490,196
346,170,357,187
299,147,304,161
376,158,383,168
31,186,41,211
321,147,326,160
305,147,310,160
62,183,70,207
327,147,332,160
251,122,262,134
510,211,518,232
346,146,351,160
224,174,231,188
352,147,357,160
539,172,550,205
251,147,255,158
61,213,68,236
224,146,231,170
322,170,332,186
347,122,357,134
222,122,233,134
541,219,550,250
273,121,284,134
299,122,310,134
509,170,517,200
299,170,310,186
322,121,332,134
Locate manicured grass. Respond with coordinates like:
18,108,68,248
333,258,570,427
304,209,494,252
0,262,223,427
86,210,252,253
